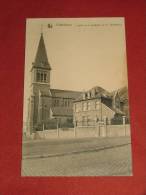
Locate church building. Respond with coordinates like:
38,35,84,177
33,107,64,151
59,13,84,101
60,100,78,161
26,33,82,134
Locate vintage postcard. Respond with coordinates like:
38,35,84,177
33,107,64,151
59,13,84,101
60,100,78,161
22,18,132,176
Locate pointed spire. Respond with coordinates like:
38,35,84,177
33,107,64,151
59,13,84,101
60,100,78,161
40,24,43,34
33,33,51,70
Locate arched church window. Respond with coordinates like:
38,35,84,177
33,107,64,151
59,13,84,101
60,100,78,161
57,100,59,106
44,74,47,82
65,100,67,107
41,73,43,82
36,72,40,82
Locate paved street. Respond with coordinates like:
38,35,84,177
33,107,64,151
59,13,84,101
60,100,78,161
22,136,131,157
22,137,132,176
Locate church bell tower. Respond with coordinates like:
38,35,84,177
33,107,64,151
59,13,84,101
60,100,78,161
31,33,51,91
27,33,52,134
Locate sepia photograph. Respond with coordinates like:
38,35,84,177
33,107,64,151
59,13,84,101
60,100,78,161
21,18,132,176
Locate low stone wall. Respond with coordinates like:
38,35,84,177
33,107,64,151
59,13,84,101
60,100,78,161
75,126,97,138
106,125,130,137
29,125,130,140
75,125,130,138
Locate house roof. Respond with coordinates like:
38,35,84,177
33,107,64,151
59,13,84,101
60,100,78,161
74,86,112,102
50,89,82,99
74,86,129,104
51,107,73,117
90,86,111,98
32,33,51,70
100,101,124,115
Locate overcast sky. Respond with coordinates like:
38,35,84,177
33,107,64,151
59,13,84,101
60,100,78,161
23,18,128,122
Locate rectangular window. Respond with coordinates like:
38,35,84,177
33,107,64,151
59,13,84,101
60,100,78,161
82,116,87,121
75,104,79,112
82,116,87,126
87,116,92,125
53,99,59,107
95,101,100,110
95,115,99,122
87,102,91,110
83,102,87,111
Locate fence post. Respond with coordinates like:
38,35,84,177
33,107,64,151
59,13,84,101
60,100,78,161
74,125,76,138
43,123,45,131
56,119,59,137
74,121,77,137
105,123,107,137
103,116,107,137
42,123,45,139
122,116,126,136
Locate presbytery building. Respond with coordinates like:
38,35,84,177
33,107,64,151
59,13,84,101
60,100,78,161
73,86,129,126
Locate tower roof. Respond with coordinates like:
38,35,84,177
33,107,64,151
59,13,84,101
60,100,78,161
32,33,51,70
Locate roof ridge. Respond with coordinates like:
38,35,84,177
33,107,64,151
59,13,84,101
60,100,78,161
51,88,82,93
